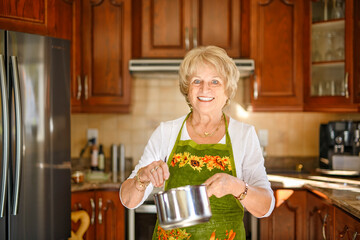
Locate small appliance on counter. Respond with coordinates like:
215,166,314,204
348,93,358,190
318,120,360,176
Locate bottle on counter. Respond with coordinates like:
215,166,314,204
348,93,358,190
90,138,99,171
98,144,105,171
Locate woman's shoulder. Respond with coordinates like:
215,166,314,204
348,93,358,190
160,115,187,128
228,116,255,132
228,117,258,146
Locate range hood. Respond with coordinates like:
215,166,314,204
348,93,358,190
129,59,255,78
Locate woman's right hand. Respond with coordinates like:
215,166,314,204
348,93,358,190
137,160,170,188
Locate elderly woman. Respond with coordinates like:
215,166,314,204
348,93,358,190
120,46,274,239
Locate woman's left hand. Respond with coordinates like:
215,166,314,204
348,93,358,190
204,173,242,198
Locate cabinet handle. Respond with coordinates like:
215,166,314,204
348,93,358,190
98,198,103,224
339,227,358,240
339,225,348,238
353,232,358,240
75,203,83,210
321,213,328,240
76,75,82,100
253,76,258,100
344,72,349,98
193,27,198,48
185,27,190,50
90,198,95,225
84,75,89,100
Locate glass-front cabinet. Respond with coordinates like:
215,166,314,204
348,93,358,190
305,0,358,112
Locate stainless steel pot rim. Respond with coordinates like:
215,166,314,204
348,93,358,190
159,216,211,230
154,184,206,196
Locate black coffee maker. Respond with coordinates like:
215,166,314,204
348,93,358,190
319,120,360,170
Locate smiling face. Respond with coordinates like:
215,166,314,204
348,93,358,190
187,63,228,115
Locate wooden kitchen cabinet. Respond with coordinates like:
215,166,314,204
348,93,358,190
71,191,96,240
71,0,132,113
250,0,305,111
134,0,249,58
71,190,125,240
306,191,334,240
259,189,307,240
0,0,72,40
303,0,360,112
334,207,360,239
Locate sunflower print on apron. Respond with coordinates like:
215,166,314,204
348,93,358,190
152,113,246,240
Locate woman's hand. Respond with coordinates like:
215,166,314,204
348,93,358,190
137,160,170,188
204,173,243,198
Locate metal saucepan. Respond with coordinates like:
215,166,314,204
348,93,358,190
153,184,212,230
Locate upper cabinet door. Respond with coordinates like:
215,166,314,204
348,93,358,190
0,0,46,29
250,0,304,111
139,0,245,58
79,0,132,113
304,0,358,112
0,0,72,39
195,0,242,58
141,0,191,58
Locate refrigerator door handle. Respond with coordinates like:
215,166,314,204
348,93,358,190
0,55,9,218
11,56,23,215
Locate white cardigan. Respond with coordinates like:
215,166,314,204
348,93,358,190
120,115,275,217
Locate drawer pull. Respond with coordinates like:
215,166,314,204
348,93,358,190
76,75,82,100
90,198,95,225
84,75,89,100
185,27,190,50
98,198,103,224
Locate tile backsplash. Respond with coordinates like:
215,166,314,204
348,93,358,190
71,75,360,167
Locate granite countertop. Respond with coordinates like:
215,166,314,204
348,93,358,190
71,169,360,220
268,173,360,220
71,181,121,192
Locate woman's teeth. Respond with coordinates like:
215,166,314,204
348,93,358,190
198,97,214,101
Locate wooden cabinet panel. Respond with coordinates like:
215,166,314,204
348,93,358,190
71,190,125,240
72,0,132,113
0,0,72,39
0,0,45,23
260,189,307,240
141,0,191,57
71,191,96,240
139,0,246,58
250,0,304,111
96,191,125,240
334,207,360,240
196,0,241,57
307,192,334,240
354,0,360,104
70,0,83,110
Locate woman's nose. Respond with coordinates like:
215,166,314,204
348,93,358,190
200,82,211,92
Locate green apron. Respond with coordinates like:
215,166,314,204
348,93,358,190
152,113,245,240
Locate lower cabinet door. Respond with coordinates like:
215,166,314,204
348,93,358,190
71,191,96,240
95,190,125,240
71,190,125,240
259,189,307,240
307,192,334,240
334,207,360,240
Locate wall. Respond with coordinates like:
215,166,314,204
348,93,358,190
71,75,360,167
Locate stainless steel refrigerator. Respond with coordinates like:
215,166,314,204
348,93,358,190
0,30,71,239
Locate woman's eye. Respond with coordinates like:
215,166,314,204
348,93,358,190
211,80,219,85
193,79,201,84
